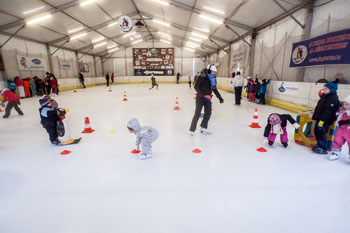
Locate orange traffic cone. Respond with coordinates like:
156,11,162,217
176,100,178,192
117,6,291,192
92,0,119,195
174,97,181,110
0,108,3,112
82,117,95,133
249,108,261,128
194,92,197,99
108,87,112,92
122,91,128,101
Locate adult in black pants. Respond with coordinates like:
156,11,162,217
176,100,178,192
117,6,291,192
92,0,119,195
189,64,224,135
45,72,51,95
231,71,244,105
79,72,86,88
105,73,110,86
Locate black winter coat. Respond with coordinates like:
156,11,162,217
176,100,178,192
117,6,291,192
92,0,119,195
263,113,296,137
39,107,58,128
194,69,223,100
312,92,339,125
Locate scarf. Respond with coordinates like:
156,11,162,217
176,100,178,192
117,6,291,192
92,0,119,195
207,72,217,89
336,107,350,127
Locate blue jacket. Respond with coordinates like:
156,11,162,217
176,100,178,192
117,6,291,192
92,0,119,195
258,79,270,94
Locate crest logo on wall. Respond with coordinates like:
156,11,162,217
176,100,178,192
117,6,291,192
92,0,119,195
118,15,133,32
292,45,307,64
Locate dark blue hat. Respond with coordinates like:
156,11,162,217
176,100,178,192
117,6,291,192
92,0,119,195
324,79,339,93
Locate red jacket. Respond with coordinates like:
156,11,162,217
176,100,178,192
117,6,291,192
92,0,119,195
1,89,19,103
50,77,58,87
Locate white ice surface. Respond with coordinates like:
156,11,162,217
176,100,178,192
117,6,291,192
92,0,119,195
0,84,349,233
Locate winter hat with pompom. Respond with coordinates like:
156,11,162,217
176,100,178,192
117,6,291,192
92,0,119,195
324,78,339,93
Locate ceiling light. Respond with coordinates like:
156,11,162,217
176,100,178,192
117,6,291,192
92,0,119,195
80,0,100,7
189,37,201,42
153,0,169,6
26,14,52,25
108,22,118,27
157,32,170,37
108,47,120,53
92,37,104,43
70,32,88,40
160,39,171,44
203,6,225,15
132,39,143,45
67,26,84,34
23,6,45,15
186,42,200,47
123,32,136,38
186,44,198,49
184,47,195,52
94,41,107,48
160,35,172,40
153,19,170,27
107,44,117,49
194,27,210,33
191,32,208,39
199,14,223,24
130,35,142,41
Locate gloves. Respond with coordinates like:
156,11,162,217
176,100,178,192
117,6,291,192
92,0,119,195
219,97,224,103
293,123,300,129
318,120,324,127
204,95,212,102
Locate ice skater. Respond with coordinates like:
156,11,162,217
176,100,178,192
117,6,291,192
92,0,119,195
149,72,159,90
39,95,60,145
329,95,350,161
312,79,340,154
127,118,159,160
0,88,23,118
263,113,300,148
189,64,224,135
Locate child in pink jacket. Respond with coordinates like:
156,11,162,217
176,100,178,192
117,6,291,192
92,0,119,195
329,95,350,161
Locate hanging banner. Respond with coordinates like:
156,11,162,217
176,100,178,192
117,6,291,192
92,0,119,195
16,55,47,70
60,61,71,70
133,48,174,76
118,15,133,32
290,29,350,67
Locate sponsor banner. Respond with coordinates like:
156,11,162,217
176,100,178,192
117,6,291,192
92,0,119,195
133,48,174,76
16,55,47,70
290,29,350,67
60,61,71,70
275,81,300,96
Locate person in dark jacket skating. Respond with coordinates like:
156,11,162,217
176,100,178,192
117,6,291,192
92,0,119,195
39,95,60,145
79,72,86,88
189,64,224,135
263,113,299,148
149,72,159,90
312,79,340,154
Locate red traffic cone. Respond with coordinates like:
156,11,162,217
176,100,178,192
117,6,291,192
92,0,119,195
109,87,112,92
256,147,267,152
122,91,128,101
174,97,181,110
249,108,261,128
0,108,3,112
82,117,95,133
131,149,141,154
74,88,77,93
60,150,71,155
194,92,197,99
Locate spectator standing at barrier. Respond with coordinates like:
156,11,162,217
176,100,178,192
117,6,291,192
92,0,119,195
79,73,86,88
105,72,110,86
7,78,16,94
189,64,224,136
29,78,37,96
14,76,25,98
231,71,244,105
50,75,58,96
312,79,340,154
188,75,192,88
258,79,271,105
23,78,31,97
111,73,115,84
44,72,51,95
176,72,181,84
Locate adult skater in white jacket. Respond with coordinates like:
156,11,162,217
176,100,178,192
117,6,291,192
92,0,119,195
231,71,244,105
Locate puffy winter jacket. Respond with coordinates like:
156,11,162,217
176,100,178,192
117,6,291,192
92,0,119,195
263,113,296,137
194,69,223,100
231,75,244,88
1,88,19,103
312,92,339,125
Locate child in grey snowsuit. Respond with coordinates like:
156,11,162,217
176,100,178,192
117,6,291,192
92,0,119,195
127,118,159,160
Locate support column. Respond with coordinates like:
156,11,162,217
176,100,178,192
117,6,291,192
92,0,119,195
93,55,97,77
296,1,314,82
75,51,80,75
249,32,257,77
46,43,53,73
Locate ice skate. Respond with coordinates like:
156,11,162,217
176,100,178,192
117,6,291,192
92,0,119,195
329,151,340,161
282,142,288,148
189,130,195,136
313,146,328,154
268,141,274,146
200,127,212,135
139,153,152,160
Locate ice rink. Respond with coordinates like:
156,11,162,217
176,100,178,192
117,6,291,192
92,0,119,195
1,84,350,233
